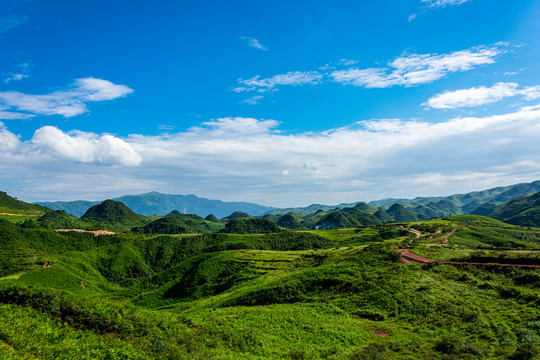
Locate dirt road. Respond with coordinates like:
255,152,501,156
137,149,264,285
397,248,540,269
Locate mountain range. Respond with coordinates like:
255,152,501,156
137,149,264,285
266,180,540,217
36,191,277,218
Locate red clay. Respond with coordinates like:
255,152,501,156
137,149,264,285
396,248,540,269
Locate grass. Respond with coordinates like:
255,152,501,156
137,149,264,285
1,218,540,359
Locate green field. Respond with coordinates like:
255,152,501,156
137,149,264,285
0,215,539,359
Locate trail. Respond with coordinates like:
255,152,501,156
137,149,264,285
0,212,40,217
397,248,540,269
401,227,422,238
55,229,115,236
441,228,457,244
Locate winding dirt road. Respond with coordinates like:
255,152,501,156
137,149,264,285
397,248,540,270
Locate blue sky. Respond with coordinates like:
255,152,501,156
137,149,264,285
1,0,540,207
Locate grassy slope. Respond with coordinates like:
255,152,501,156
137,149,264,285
0,220,539,359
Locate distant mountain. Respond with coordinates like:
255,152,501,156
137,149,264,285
491,192,540,227
35,200,100,217
264,180,540,218
37,192,276,218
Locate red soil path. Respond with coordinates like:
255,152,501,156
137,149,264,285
396,248,540,270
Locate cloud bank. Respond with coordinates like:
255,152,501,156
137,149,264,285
2,105,540,206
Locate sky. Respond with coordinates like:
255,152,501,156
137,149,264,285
1,0,540,207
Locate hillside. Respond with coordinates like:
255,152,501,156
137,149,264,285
37,192,276,218
1,216,539,359
0,191,47,215
491,192,540,227
80,200,149,230
132,211,224,234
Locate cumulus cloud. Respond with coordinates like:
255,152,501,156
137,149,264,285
0,77,133,118
421,0,471,8
31,126,142,166
233,43,507,94
0,122,21,152
2,107,540,206
424,82,540,109
240,36,268,51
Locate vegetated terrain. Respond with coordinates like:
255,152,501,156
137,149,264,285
1,190,540,359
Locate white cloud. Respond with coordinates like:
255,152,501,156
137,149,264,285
338,59,359,66
4,62,32,83
195,117,280,135
0,122,21,152
0,15,29,34
74,78,133,101
240,95,264,105
331,44,505,88
0,77,133,118
234,43,507,93
521,86,540,101
240,36,268,51
235,71,323,93
31,126,141,166
4,73,28,83
0,110,34,120
421,0,471,8
408,13,417,22
424,82,540,109
3,107,540,206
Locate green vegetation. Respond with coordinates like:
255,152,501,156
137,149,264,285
2,190,540,359
221,218,282,234
0,191,47,215
80,199,150,231
492,192,540,227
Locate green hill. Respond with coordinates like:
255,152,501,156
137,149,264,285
386,203,421,222
491,192,540,227
221,211,253,223
221,218,282,234
0,191,47,215
1,215,540,359
80,200,149,230
315,210,381,229
373,208,395,223
204,214,220,222
266,180,540,218
37,210,84,229
277,213,307,230
132,217,193,234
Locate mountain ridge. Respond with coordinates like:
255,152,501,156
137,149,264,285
36,191,277,218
